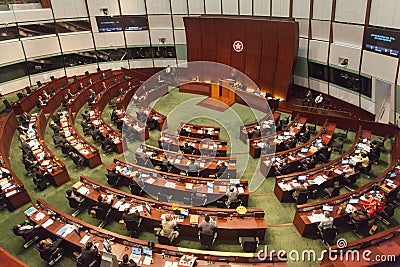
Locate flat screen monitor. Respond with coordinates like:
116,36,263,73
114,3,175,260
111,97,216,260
103,239,110,252
363,138,368,143
284,132,291,136
298,175,307,181
364,27,400,57
123,15,148,31
142,247,152,257
349,198,359,204
207,181,214,189
354,149,361,154
390,172,397,178
179,209,189,217
145,203,151,213
131,247,142,255
322,205,334,212
96,16,122,32
342,160,349,165
301,148,309,153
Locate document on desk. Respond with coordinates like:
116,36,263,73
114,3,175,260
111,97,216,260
113,198,124,209
143,255,153,265
163,261,178,267
334,169,343,175
307,213,325,223
35,212,46,221
77,186,89,195
165,182,176,188
79,235,90,244
145,178,155,184
42,219,54,228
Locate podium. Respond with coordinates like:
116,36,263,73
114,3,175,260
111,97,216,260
210,79,235,107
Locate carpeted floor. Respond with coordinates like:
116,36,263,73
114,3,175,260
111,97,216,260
0,87,398,267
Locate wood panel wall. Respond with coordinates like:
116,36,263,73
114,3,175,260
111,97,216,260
184,16,299,100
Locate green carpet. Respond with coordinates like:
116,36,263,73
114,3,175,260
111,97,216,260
0,88,398,267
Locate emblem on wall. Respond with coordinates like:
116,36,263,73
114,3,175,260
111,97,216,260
233,40,244,52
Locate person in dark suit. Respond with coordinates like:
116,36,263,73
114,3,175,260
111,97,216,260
136,108,147,123
21,141,31,155
216,161,227,177
303,90,312,106
117,87,126,96
61,95,69,107
78,82,84,91
38,238,62,255
13,221,39,239
299,126,311,142
103,134,114,151
119,254,137,267
187,158,200,176
274,158,289,176
80,241,99,266
19,112,30,124
179,127,189,137
317,142,330,162
66,89,74,100
182,143,194,155
49,122,60,134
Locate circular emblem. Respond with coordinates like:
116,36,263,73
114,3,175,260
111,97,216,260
233,40,244,52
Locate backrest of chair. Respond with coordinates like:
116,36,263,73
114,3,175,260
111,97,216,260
229,199,241,209
158,235,171,245
297,191,309,204
125,220,139,231
200,232,214,246
67,196,80,209
241,237,258,252
129,184,142,196
322,227,337,240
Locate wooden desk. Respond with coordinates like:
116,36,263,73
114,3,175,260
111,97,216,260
260,121,336,177
239,112,281,143
0,112,31,210
178,122,220,140
293,132,398,237
76,176,265,240
0,247,29,267
135,145,237,178
159,133,228,157
274,128,369,202
249,115,307,158
27,199,282,265
58,112,102,168
88,110,123,154
108,158,249,206
117,110,149,141
320,225,400,266
31,113,70,186
12,77,68,115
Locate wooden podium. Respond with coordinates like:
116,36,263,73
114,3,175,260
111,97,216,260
210,79,235,107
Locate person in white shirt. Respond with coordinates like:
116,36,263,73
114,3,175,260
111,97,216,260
314,94,324,108
318,211,334,233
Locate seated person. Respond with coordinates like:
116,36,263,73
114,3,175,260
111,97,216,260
187,158,200,175
251,127,261,138
203,130,212,139
343,164,356,178
66,89,74,99
355,152,370,173
78,82,84,90
274,158,289,176
160,214,179,240
13,221,39,239
198,214,217,235
66,189,84,203
299,126,311,142
369,140,381,163
216,161,227,177
226,187,239,206
316,142,330,162
122,209,141,237
303,90,312,105
119,254,137,267
49,122,60,134
38,238,62,254
179,126,189,136
292,183,308,200
103,134,114,150
348,208,371,225
136,108,147,123
19,112,30,124
117,88,126,96
80,241,99,266
182,143,194,155
61,95,69,107
318,211,334,233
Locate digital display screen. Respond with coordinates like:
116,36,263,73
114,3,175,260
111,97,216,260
96,16,122,32
123,16,148,31
364,27,400,57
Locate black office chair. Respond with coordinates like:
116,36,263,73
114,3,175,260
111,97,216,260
13,222,42,248
323,185,342,199
292,191,310,205
3,99,12,110
226,199,242,209
71,154,86,172
336,129,349,141
73,75,78,82
85,71,90,76
331,140,345,154
91,206,112,228
352,217,370,237
102,142,114,155
378,135,388,150
128,184,144,196
50,75,55,81
308,123,317,135
280,116,290,128
343,173,360,191
157,193,172,203
320,227,337,246
377,205,395,225
36,241,63,266
106,173,121,188
74,253,98,267
66,195,86,217
125,217,142,237
198,231,217,248
239,236,259,252
36,81,43,88
158,235,173,245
